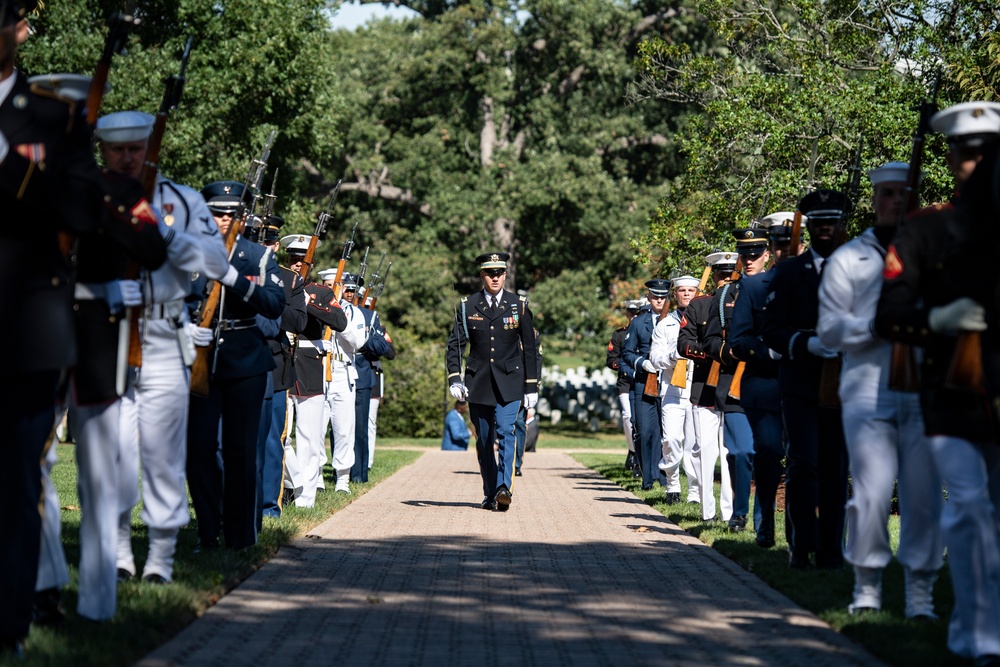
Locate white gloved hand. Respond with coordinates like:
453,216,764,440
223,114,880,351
641,359,657,373
449,383,468,401
0,130,8,164
185,322,214,347
220,265,239,288
523,392,538,409
806,336,839,359
118,279,143,307
320,338,336,353
928,297,987,335
768,348,782,360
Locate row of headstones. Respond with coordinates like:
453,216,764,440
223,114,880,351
538,366,623,430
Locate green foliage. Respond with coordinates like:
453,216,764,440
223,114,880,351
379,328,449,437
529,265,607,370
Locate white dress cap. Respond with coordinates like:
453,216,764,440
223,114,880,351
95,110,155,143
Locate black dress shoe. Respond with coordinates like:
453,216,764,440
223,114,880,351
481,497,497,510
514,468,522,477
495,486,512,509
33,587,65,628
728,515,747,532
143,573,169,586
632,469,642,479
116,568,134,583
755,532,775,548
664,492,681,505
789,551,813,570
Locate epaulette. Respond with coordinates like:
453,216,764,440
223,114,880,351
519,294,527,303
908,202,952,219
461,296,468,303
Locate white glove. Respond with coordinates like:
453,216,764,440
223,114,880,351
220,265,239,288
928,297,987,335
768,348,782,360
118,279,143,307
0,130,8,164
319,338,336,353
185,322,214,347
449,383,468,401
641,359,657,373
523,392,538,409
806,336,839,359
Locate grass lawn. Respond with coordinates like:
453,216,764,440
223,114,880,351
378,427,625,451
8,445,421,667
573,453,968,667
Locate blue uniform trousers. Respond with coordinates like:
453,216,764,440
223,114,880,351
781,393,848,566
744,406,785,535
350,386,373,483
187,373,268,550
260,387,287,519
632,387,661,489
470,399,520,498
724,411,754,518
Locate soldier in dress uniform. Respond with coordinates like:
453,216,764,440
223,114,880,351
819,161,943,616
93,111,232,587
704,230,769,532
762,190,851,570
678,253,737,522
607,300,641,472
446,252,538,511
185,182,285,550
281,236,349,506
622,279,671,491
1,2,151,650
256,216,307,520
727,212,799,548
366,319,396,472
343,274,392,484
876,102,1000,664
647,275,701,504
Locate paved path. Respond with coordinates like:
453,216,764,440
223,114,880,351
140,451,883,667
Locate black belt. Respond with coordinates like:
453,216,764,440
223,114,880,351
219,318,257,331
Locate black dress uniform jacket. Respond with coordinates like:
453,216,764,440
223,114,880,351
446,290,538,406
677,294,717,408
269,266,307,392
704,280,744,414
606,326,634,394
291,280,348,397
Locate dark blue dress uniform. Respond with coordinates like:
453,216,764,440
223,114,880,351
762,191,850,568
446,258,538,504
187,235,285,549
622,279,671,490
349,300,391,483
728,270,785,546
0,31,159,643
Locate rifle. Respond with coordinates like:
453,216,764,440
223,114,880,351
321,219,359,381
365,252,387,308
818,138,864,407
190,131,276,396
86,3,139,126
353,246,370,306
889,74,943,393
790,135,822,257
670,262,713,388
369,260,391,309
300,179,341,279
121,37,194,371
249,168,279,243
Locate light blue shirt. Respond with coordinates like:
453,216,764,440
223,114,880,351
441,409,471,450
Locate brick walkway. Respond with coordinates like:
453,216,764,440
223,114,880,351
139,451,883,667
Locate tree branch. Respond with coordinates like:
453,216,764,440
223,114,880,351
298,157,432,217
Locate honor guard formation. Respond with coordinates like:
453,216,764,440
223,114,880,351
6,1,1000,665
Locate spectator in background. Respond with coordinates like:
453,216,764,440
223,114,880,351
442,401,472,451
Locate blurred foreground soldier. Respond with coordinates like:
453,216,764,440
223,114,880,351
257,217,307,519
607,300,641,472
186,182,284,550
622,279,671,490
728,213,799,548
679,253,737,522
763,190,851,570
0,2,125,649
282,238,348,505
819,161,943,616
705,229,770,531
876,102,1000,663
446,252,538,511
97,111,232,586
648,275,700,504
442,400,472,450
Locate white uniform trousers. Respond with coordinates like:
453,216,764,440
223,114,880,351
117,319,191,580
325,363,357,476
658,395,696,494
70,396,123,621
694,405,732,521
929,435,1000,659
368,396,380,469
291,393,328,508
281,391,304,496
618,391,633,452
842,392,943,572
682,404,700,502
36,434,69,591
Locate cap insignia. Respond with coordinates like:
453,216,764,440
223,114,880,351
973,108,985,118
490,253,499,262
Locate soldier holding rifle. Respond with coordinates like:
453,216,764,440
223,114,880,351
875,102,1000,664
186,175,284,551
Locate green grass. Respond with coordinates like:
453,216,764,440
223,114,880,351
573,453,968,667
7,445,421,667
380,428,626,450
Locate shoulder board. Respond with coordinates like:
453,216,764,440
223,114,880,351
27,82,80,107
519,295,527,302
908,202,952,219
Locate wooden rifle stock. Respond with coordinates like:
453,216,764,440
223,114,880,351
705,360,721,389
642,368,659,397
727,361,746,400
189,220,241,396
672,266,713,389
789,210,803,258
888,342,920,393
947,332,984,394
818,356,842,407
86,5,138,125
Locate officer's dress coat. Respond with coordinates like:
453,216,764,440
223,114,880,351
728,271,780,409
677,295,717,408
704,280,745,414
446,290,538,406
